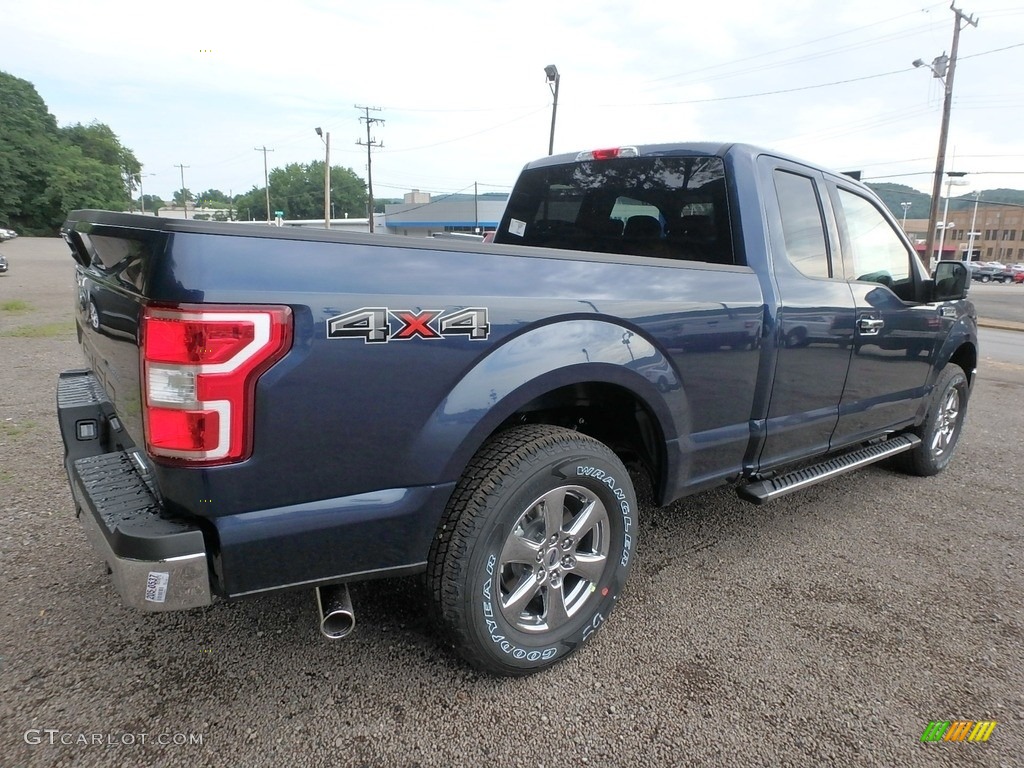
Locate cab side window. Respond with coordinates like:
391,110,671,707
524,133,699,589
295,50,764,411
773,170,831,279
835,188,911,287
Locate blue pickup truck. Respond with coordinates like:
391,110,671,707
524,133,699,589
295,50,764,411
58,143,976,676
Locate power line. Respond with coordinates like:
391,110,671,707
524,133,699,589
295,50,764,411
384,106,550,153
643,4,946,87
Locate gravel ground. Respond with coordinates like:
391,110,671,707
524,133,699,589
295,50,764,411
1,238,1021,768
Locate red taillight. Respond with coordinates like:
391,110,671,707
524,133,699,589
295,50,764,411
141,304,292,465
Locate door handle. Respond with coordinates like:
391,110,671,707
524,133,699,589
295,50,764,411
858,317,884,335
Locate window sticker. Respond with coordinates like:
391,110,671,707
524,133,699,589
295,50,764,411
508,219,527,238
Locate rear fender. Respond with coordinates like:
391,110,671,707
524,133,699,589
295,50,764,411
411,318,689,485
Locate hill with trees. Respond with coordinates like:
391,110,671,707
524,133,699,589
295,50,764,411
868,182,1024,221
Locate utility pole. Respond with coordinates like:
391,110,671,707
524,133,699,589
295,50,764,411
355,105,384,233
175,164,190,219
254,146,275,223
921,4,978,270
474,182,479,234
316,128,331,229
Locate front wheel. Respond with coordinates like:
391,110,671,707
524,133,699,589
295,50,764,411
427,425,637,676
87,298,101,332
899,364,969,476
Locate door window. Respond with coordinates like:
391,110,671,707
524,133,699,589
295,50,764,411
773,171,831,279
835,188,911,286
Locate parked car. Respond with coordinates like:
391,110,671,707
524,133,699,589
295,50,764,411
967,262,1005,283
0,254,8,273
1014,271,1024,284
0,227,18,242
989,264,1024,283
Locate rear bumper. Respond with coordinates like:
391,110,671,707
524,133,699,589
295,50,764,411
57,370,212,611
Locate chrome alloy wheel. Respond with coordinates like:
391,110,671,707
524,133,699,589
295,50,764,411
931,386,961,457
495,484,610,634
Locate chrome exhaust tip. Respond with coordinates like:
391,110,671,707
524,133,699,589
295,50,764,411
316,583,355,639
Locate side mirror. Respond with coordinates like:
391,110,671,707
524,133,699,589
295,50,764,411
931,261,969,302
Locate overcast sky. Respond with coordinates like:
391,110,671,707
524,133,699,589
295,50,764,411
4,0,1022,202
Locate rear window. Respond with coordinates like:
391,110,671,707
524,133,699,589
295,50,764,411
496,155,735,264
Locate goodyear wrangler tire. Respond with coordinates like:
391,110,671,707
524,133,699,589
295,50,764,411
427,425,637,676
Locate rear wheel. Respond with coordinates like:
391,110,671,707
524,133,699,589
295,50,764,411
899,364,969,476
427,425,637,676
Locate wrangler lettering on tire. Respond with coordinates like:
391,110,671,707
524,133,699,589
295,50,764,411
427,425,636,676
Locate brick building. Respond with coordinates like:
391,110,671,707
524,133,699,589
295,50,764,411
904,204,1024,263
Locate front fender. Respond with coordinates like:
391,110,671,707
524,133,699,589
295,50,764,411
409,318,689,484
911,312,977,427
934,314,978,384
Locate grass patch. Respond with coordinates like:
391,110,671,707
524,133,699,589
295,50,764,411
0,420,36,439
1,300,32,312
0,322,74,338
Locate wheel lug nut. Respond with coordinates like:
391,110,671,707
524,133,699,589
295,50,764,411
561,538,573,550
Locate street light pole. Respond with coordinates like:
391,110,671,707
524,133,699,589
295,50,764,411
316,127,330,229
900,201,912,230
139,173,155,214
966,191,981,262
544,65,560,156
937,171,968,262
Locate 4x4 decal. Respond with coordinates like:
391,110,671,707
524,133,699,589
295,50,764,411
326,307,490,343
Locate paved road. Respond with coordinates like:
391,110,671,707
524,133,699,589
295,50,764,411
969,282,1024,329
980,328,1024,370
1,239,1021,767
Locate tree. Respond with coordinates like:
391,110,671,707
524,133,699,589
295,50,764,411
41,143,130,217
197,188,231,207
173,188,194,206
139,194,165,214
61,121,141,200
0,71,141,232
232,161,366,221
0,71,59,232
